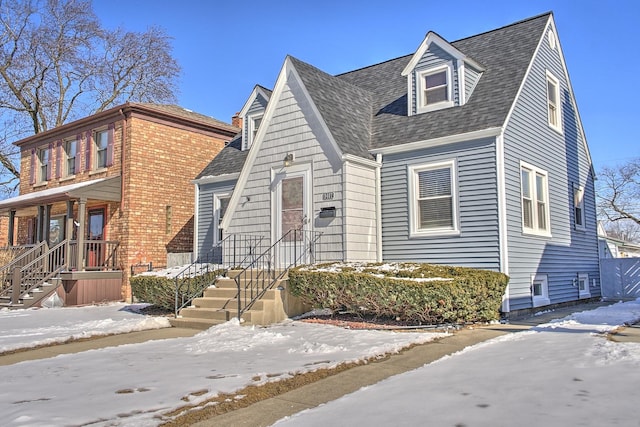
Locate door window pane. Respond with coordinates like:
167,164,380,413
282,176,303,240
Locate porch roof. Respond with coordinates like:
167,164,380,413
0,176,121,215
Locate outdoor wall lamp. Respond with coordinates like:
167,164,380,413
283,153,294,167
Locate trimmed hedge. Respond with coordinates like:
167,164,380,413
288,263,509,324
130,271,219,311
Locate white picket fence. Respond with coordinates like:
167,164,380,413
600,258,640,299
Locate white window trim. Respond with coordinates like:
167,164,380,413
245,113,263,150
573,183,585,231
531,274,550,307
416,62,454,114
408,159,460,238
577,273,590,299
520,161,551,238
213,192,231,245
546,71,562,134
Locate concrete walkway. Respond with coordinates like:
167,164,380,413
1,301,637,426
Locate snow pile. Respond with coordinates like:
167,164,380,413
138,263,220,279
0,303,171,354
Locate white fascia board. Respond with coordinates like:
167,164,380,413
501,16,549,138
401,32,483,77
370,127,502,155
287,62,344,160
238,85,271,118
191,172,240,185
548,17,594,173
342,153,380,168
220,56,344,230
220,59,290,231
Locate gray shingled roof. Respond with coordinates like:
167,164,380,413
197,13,550,177
288,57,373,159
336,12,550,150
196,133,246,179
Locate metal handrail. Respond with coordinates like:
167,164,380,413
234,229,322,320
173,234,265,316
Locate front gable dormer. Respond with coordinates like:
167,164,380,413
238,85,271,151
402,32,484,116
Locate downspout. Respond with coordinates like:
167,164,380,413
375,153,383,262
193,182,200,261
496,133,510,313
118,109,127,212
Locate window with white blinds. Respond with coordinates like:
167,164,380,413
409,160,458,236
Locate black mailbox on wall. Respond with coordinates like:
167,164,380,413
319,207,336,218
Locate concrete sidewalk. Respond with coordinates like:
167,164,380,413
1,301,637,426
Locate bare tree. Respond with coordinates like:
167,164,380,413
597,158,640,241
0,0,180,195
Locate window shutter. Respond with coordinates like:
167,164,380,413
106,123,115,167
56,141,62,178
85,130,92,171
75,134,82,173
30,148,36,185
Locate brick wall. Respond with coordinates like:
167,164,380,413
13,109,231,301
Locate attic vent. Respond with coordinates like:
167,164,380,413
548,30,557,50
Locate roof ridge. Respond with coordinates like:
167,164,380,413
336,12,552,79
452,11,552,44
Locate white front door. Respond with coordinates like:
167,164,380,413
273,165,312,267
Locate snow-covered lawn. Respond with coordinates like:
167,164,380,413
274,299,640,426
0,303,446,426
0,303,171,353
2,300,640,426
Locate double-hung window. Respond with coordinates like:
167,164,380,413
409,160,458,236
546,71,562,133
573,184,585,230
94,129,108,169
37,147,49,183
64,139,77,176
245,114,263,150
521,162,550,236
416,63,454,113
214,194,230,243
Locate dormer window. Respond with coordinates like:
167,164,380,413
416,64,454,113
246,113,263,150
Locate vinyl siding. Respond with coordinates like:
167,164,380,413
196,180,235,258
464,64,482,103
381,137,500,270
503,26,600,311
227,76,345,262
344,161,378,261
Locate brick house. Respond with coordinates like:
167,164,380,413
0,103,237,306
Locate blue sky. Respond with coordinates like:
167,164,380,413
93,0,639,171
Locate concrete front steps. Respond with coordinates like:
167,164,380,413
169,271,310,330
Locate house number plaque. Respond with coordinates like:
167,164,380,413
322,192,334,201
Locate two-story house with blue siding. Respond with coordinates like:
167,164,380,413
193,12,600,316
